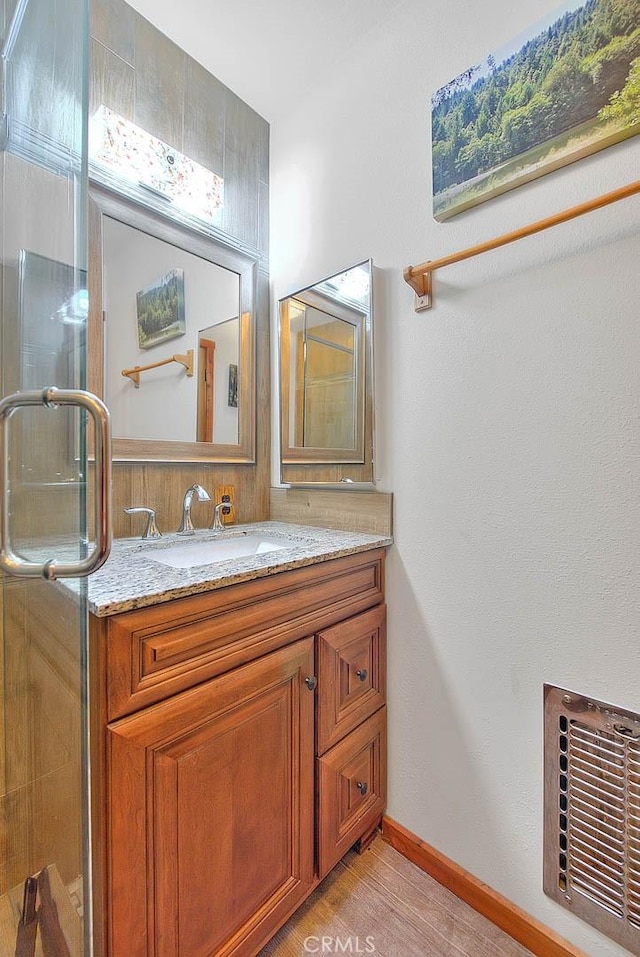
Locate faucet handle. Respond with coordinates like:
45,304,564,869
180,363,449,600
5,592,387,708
210,499,234,531
124,506,162,539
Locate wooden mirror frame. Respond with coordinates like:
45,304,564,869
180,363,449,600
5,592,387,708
89,184,257,463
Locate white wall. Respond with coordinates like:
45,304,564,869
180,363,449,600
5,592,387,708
270,2,640,955
103,216,239,441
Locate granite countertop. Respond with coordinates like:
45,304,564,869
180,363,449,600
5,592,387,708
84,521,392,617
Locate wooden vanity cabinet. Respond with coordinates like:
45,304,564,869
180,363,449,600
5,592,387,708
90,548,387,957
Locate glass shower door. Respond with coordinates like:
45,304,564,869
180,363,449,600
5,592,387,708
0,0,108,954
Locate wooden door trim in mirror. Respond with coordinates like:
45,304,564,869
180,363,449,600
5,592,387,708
89,184,256,464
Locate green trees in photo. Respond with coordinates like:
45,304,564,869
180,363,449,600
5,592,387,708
432,0,640,195
599,55,640,123
136,270,185,345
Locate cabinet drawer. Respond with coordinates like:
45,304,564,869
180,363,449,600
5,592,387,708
101,549,384,720
317,707,386,878
317,605,386,755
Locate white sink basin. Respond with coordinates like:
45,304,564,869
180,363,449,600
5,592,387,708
144,535,287,569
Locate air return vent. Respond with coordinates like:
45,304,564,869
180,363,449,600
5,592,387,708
544,685,640,954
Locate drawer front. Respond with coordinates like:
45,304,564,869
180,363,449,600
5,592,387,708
317,707,386,878
317,605,386,755
105,549,384,720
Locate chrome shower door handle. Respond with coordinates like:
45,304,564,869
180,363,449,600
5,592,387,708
0,387,112,579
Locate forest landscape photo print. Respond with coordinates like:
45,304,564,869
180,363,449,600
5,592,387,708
431,0,640,221
136,268,186,350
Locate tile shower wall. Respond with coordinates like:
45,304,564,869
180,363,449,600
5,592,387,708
90,0,269,256
90,0,271,537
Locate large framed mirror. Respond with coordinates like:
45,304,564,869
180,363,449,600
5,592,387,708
89,185,256,462
278,260,374,486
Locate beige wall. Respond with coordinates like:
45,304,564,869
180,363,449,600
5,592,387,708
270,3,640,956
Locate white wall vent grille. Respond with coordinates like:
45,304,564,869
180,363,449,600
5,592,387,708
544,685,640,954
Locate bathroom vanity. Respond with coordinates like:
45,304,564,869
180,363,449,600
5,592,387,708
86,523,390,957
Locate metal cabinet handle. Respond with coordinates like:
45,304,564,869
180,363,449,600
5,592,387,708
305,676,318,691
0,387,112,579
356,781,368,796
356,668,368,682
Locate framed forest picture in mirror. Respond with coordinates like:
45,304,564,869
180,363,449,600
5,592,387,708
136,268,186,349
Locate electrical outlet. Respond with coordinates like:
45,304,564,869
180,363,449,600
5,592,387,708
214,485,236,525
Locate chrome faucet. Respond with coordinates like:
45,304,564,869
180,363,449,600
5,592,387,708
123,506,162,539
177,483,211,534
210,498,234,531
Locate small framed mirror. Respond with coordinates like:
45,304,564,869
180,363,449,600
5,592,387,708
278,260,374,486
89,185,256,463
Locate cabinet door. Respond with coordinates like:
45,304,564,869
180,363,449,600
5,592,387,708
107,638,315,957
317,707,387,879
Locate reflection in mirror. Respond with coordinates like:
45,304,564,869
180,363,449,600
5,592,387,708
285,294,363,454
279,260,374,486
196,317,239,444
103,216,240,445
89,185,256,463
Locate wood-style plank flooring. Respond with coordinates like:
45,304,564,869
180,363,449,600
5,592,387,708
260,837,533,957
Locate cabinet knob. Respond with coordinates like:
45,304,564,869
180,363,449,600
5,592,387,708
355,668,368,682
304,676,318,691
356,781,368,796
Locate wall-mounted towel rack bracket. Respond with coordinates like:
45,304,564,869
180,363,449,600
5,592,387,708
403,266,432,311
404,179,640,312
122,349,194,388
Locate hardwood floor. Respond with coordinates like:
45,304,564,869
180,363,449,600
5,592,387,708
259,836,533,957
